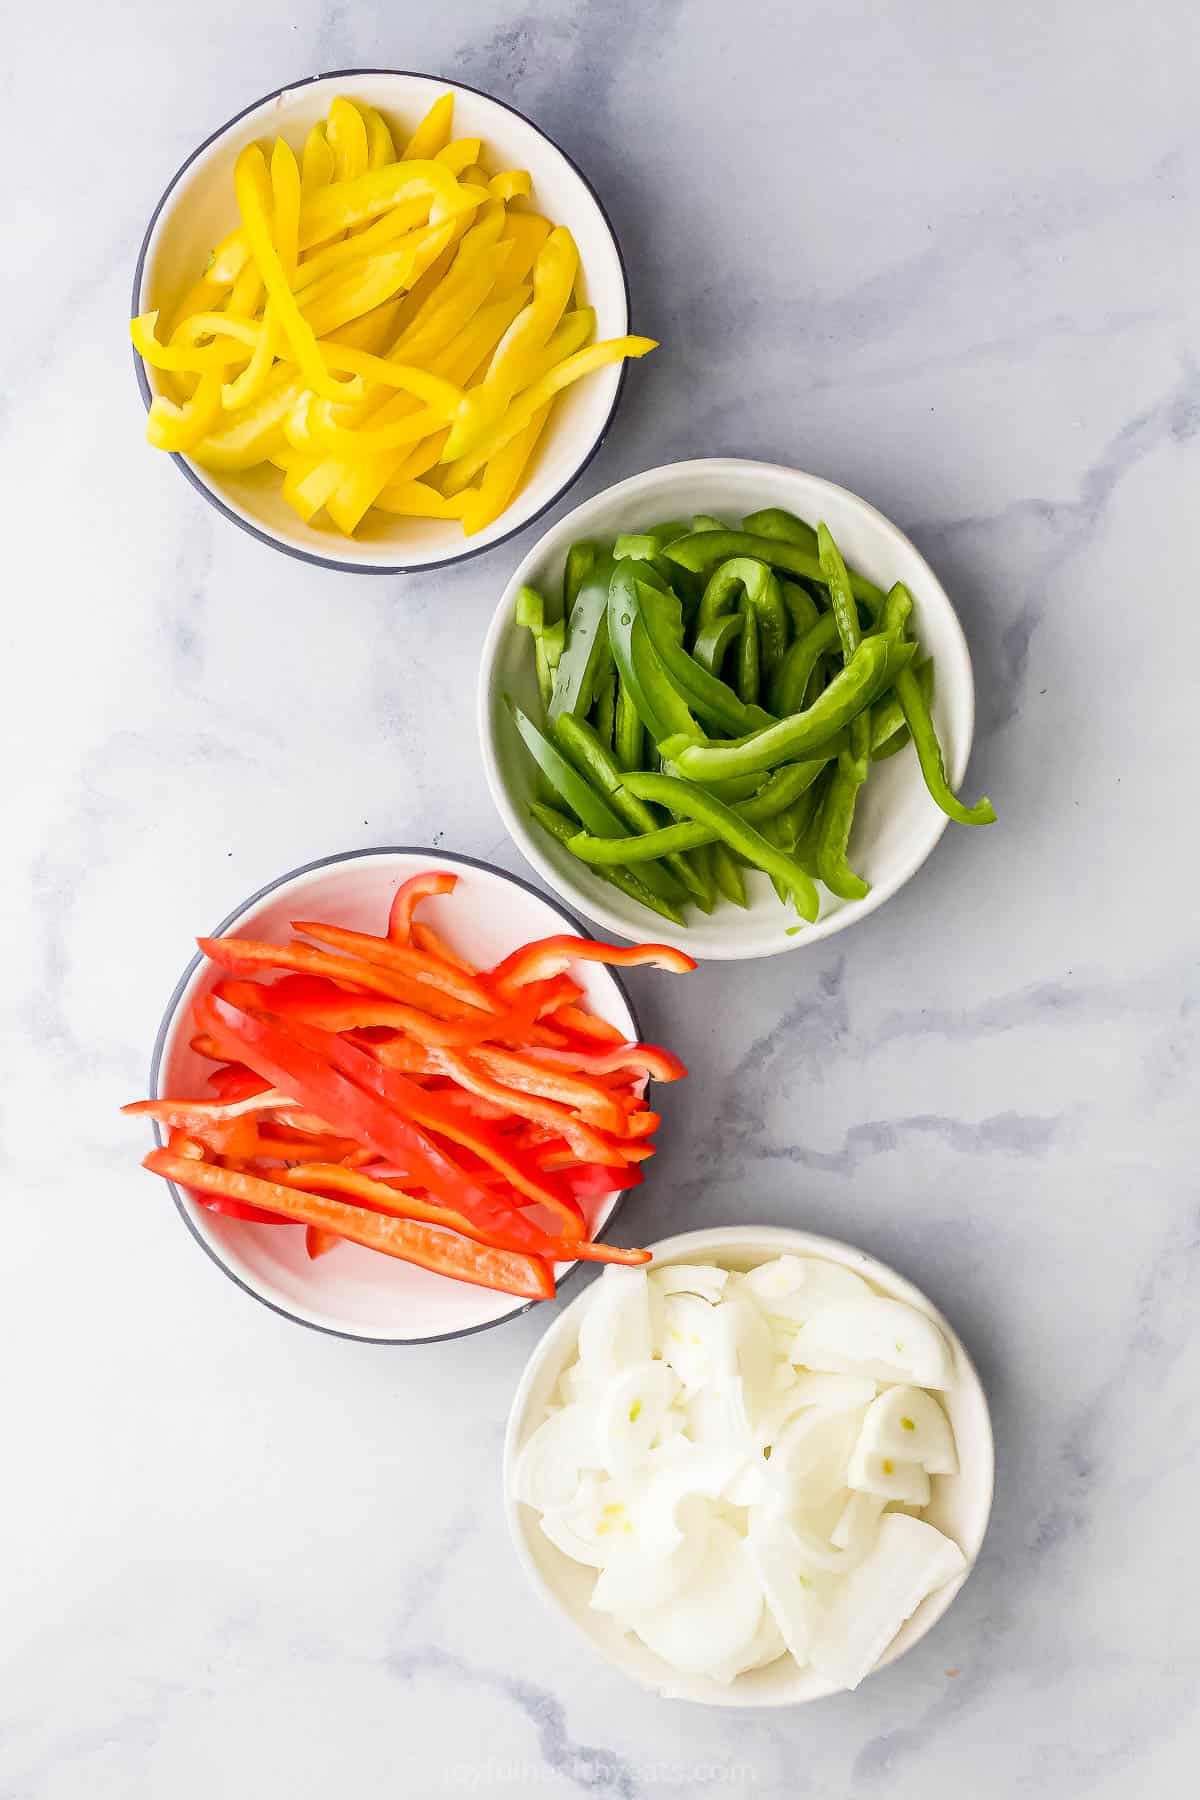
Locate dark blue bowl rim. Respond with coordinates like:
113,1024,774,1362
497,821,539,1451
130,67,633,575
148,845,643,1344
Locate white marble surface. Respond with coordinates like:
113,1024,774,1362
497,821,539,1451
6,1,1198,1793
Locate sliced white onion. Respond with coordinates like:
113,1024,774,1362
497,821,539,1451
626,1519,765,1680
856,1385,958,1475
746,1515,828,1666
576,1266,652,1383
659,1292,725,1392
512,1403,597,1511
650,1263,729,1305
590,1494,713,1615
597,1360,679,1480
635,1439,746,1556
764,1405,866,1515
739,1256,873,1331
831,1488,887,1552
808,1513,967,1691
791,1296,954,1390
755,1371,878,1449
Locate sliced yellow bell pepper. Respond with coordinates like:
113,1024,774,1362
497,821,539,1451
489,170,532,202
131,311,249,373
493,213,552,297
190,375,305,469
226,261,263,318
326,98,369,181
440,226,578,459
234,142,361,405
401,93,453,162
299,246,425,340
372,479,470,518
359,104,397,169
388,244,511,371
442,335,657,492
460,164,490,188
462,401,551,535
146,371,224,451
222,138,299,410
322,296,405,354
321,286,531,534
293,397,448,460
298,161,465,247
435,137,483,174
291,206,435,293
301,123,335,194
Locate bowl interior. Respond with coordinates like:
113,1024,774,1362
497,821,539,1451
135,71,628,570
480,458,975,959
154,849,638,1341
504,1224,994,1705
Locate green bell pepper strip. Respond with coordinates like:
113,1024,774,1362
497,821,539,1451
665,530,885,613
710,840,748,908
692,513,726,533
514,584,565,708
870,656,933,759
880,580,913,639
814,709,872,900
761,781,823,903
737,598,761,703
742,508,820,554
768,612,841,715
634,582,772,737
662,637,911,783
692,611,744,678
565,754,836,866
509,701,627,839
548,553,614,723
613,679,644,773
563,541,601,618
816,523,860,664
780,578,820,638
896,663,996,825
697,558,788,673
592,668,616,750
613,772,820,921
607,562,702,746
553,712,704,905
529,803,686,928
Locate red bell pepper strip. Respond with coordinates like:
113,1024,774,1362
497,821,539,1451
489,935,698,993
467,1046,630,1133
281,1162,649,1266
623,1109,661,1139
305,1226,341,1259
387,871,459,943
549,1003,626,1046
245,984,544,1047
291,921,501,1013
523,1041,687,1083
197,937,478,1019
207,1065,273,1100
422,1047,632,1166
143,1149,555,1299
195,993,586,1242
410,920,475,971
164,1131,288,1223
189,1031,226,1060
255,1006,590,1232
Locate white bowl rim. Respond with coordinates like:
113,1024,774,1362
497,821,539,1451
130,67,632,575
502,1222,996,1705
478,456,977,959
148,844,642,1344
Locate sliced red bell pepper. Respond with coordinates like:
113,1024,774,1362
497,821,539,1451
290,921,500,1013
143,1149,555,1299
468,1046,630,1134
197,937,477,1020
410,920,475,972
165,1130,288,1223
423,1047,632,1166
251,1005,589,1232
386,870,458,943
206,1065,273,1100
489,935,697,993
189,1031,226,1060
522,1042,688,1083
195,993,585,1245
122,1090,293,1130
305,1226,341,1259
548,1004,625,1047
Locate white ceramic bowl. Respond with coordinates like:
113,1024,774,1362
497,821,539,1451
132,70,630,573
504,1224,994,1705
479,458,977,959
147,847,642,1342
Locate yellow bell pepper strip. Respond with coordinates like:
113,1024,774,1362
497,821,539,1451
208,226,250,286
441,335,657,493
304,349,463,413
298,246,427,340
234,142,361,405
460,163,491,188
494,212,553,295
490,169,532,201
359,104,396,169
145,371,224,451
297,161,469,249
226,261,263,318
222,137,300,410
462,401,551,535
524,308,596,381
436,137,483,174
321,287,530,533
386,200,493,337
301,122,335,194
373,480,471,518
166,273,227,339
292,204,434,294
286,394,446,459
388,429,450,484
130,311,249,374
190,374,305,470
326,97,369,181
441,226,579,460
401,92,454,162
386,244,513,370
